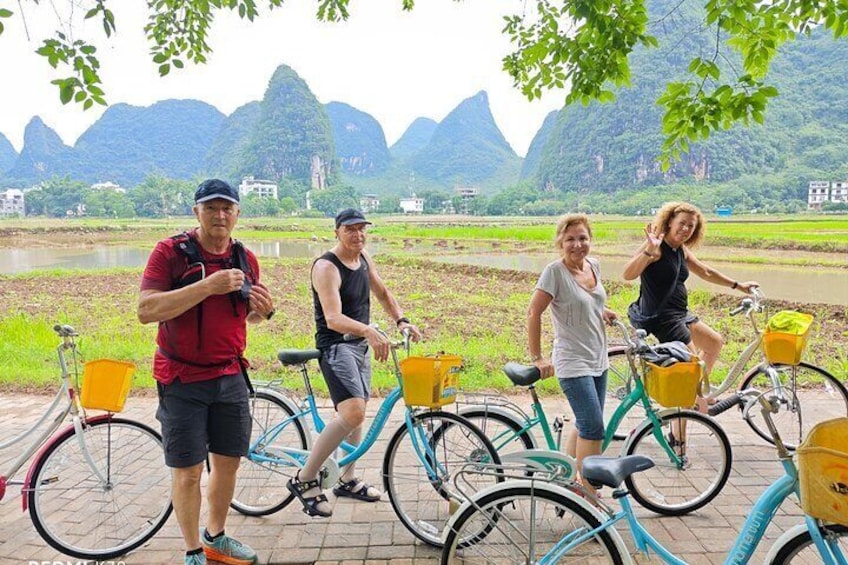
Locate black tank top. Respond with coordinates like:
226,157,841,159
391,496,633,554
638,241,689,317
312,251,370,348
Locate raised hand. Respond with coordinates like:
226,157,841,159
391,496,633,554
644,223,665,256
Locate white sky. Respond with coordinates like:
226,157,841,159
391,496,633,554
0,0,565,157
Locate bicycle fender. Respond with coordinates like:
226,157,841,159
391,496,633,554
457,404,539,448
763,524,809,564
21,413,114,511
255,386,313,449
442,479,633,563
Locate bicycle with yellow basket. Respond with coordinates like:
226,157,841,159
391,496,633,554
0,324,171,560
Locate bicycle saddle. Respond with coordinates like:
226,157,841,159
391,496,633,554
582,455,655,489
502,362,542,387
277,349,322,366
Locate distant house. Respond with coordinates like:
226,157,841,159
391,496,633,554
239,176,278,199
831,181,848,203
400,196,424,214
90,181,126,194
808,181,830,209
360,194,380,213
0,189,25,217
455,185,479,215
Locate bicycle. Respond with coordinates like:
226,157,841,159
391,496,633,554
606,287,848,450
459,320,732,516
0,324,172,560
231,327,504,547
441,394,848,565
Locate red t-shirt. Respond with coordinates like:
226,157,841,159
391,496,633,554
140,229,261,384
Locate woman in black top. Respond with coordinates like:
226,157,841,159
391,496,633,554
623,202,758,382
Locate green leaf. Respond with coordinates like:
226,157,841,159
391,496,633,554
0,8,13,17
159,63,170,76
83,98,94,111
59,82,74,105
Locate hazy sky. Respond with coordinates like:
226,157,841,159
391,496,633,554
0,1,565,157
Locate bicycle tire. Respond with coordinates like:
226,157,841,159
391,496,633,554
740,362,848,450
231,390,309,516
28,417,172,560
382,411,503,547
625,410,732,516
459,408,536,454
442,483,623,564
769,523,848,564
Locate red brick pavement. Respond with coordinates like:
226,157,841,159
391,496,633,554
0,392,813,564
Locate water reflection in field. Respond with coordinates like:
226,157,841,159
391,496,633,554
433,253,848,306
1,243,844,305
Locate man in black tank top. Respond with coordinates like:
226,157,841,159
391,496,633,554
287,208,422,518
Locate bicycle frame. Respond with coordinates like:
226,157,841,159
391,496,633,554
249,332,446,480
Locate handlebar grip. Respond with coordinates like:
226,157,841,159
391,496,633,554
729,305,745,316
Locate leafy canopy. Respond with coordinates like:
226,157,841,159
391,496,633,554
3,0,847,166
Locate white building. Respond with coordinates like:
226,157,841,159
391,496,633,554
360,194,380,213
90,181,126,193
808,181,830,209
400,196,424,214
239,176,278,199
0,189,24,217
831,181,848,203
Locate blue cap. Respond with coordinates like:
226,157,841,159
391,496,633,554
195,179,239,204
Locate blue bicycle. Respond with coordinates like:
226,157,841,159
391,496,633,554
231,328,503,547
442,394,848,564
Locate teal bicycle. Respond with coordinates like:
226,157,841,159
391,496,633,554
441,395,848,564
230,328,503,547
459,320,732,516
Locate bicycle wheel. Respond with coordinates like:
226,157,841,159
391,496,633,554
625,410,732,516
231,390,309,516
28,417,172,560
459,408,536,455
442,483,623,564
741,362,848,450
383,411,503,547
770,524,848,564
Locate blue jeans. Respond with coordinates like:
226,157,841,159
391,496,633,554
558,371,608,441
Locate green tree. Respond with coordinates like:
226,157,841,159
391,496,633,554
130,175,194,218
83,188,136,218
23,176,87,217
310,185,359,216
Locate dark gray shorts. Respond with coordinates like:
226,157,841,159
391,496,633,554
318,341,372,408
155,374,251,468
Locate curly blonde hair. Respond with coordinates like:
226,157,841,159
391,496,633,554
555,213,592,254
652,202,705,248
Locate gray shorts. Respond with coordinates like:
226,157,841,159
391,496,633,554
318,341,372,408
155,374,251,468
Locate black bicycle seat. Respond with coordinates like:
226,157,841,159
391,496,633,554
277,349,322,366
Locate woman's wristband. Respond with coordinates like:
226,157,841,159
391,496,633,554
396,316,411,327
731,281,738,290
642,250,657,259
529,353,542,362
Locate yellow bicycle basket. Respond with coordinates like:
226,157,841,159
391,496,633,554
797,417,848,526
643,357,704,408
80,359,136,412
399,354,462,409
762,310,813,366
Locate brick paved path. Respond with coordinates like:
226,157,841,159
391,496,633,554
0,392,814,564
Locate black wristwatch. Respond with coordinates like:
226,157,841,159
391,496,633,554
396,316,410,327
265,309,275,320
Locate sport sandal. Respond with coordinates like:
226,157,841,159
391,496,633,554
287,471,332,517
333,478,382,502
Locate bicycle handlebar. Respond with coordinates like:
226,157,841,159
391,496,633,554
342,325,411,352
53,324,78,337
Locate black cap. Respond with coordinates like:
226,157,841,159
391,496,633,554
334,208,372,229
195,179,239,204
